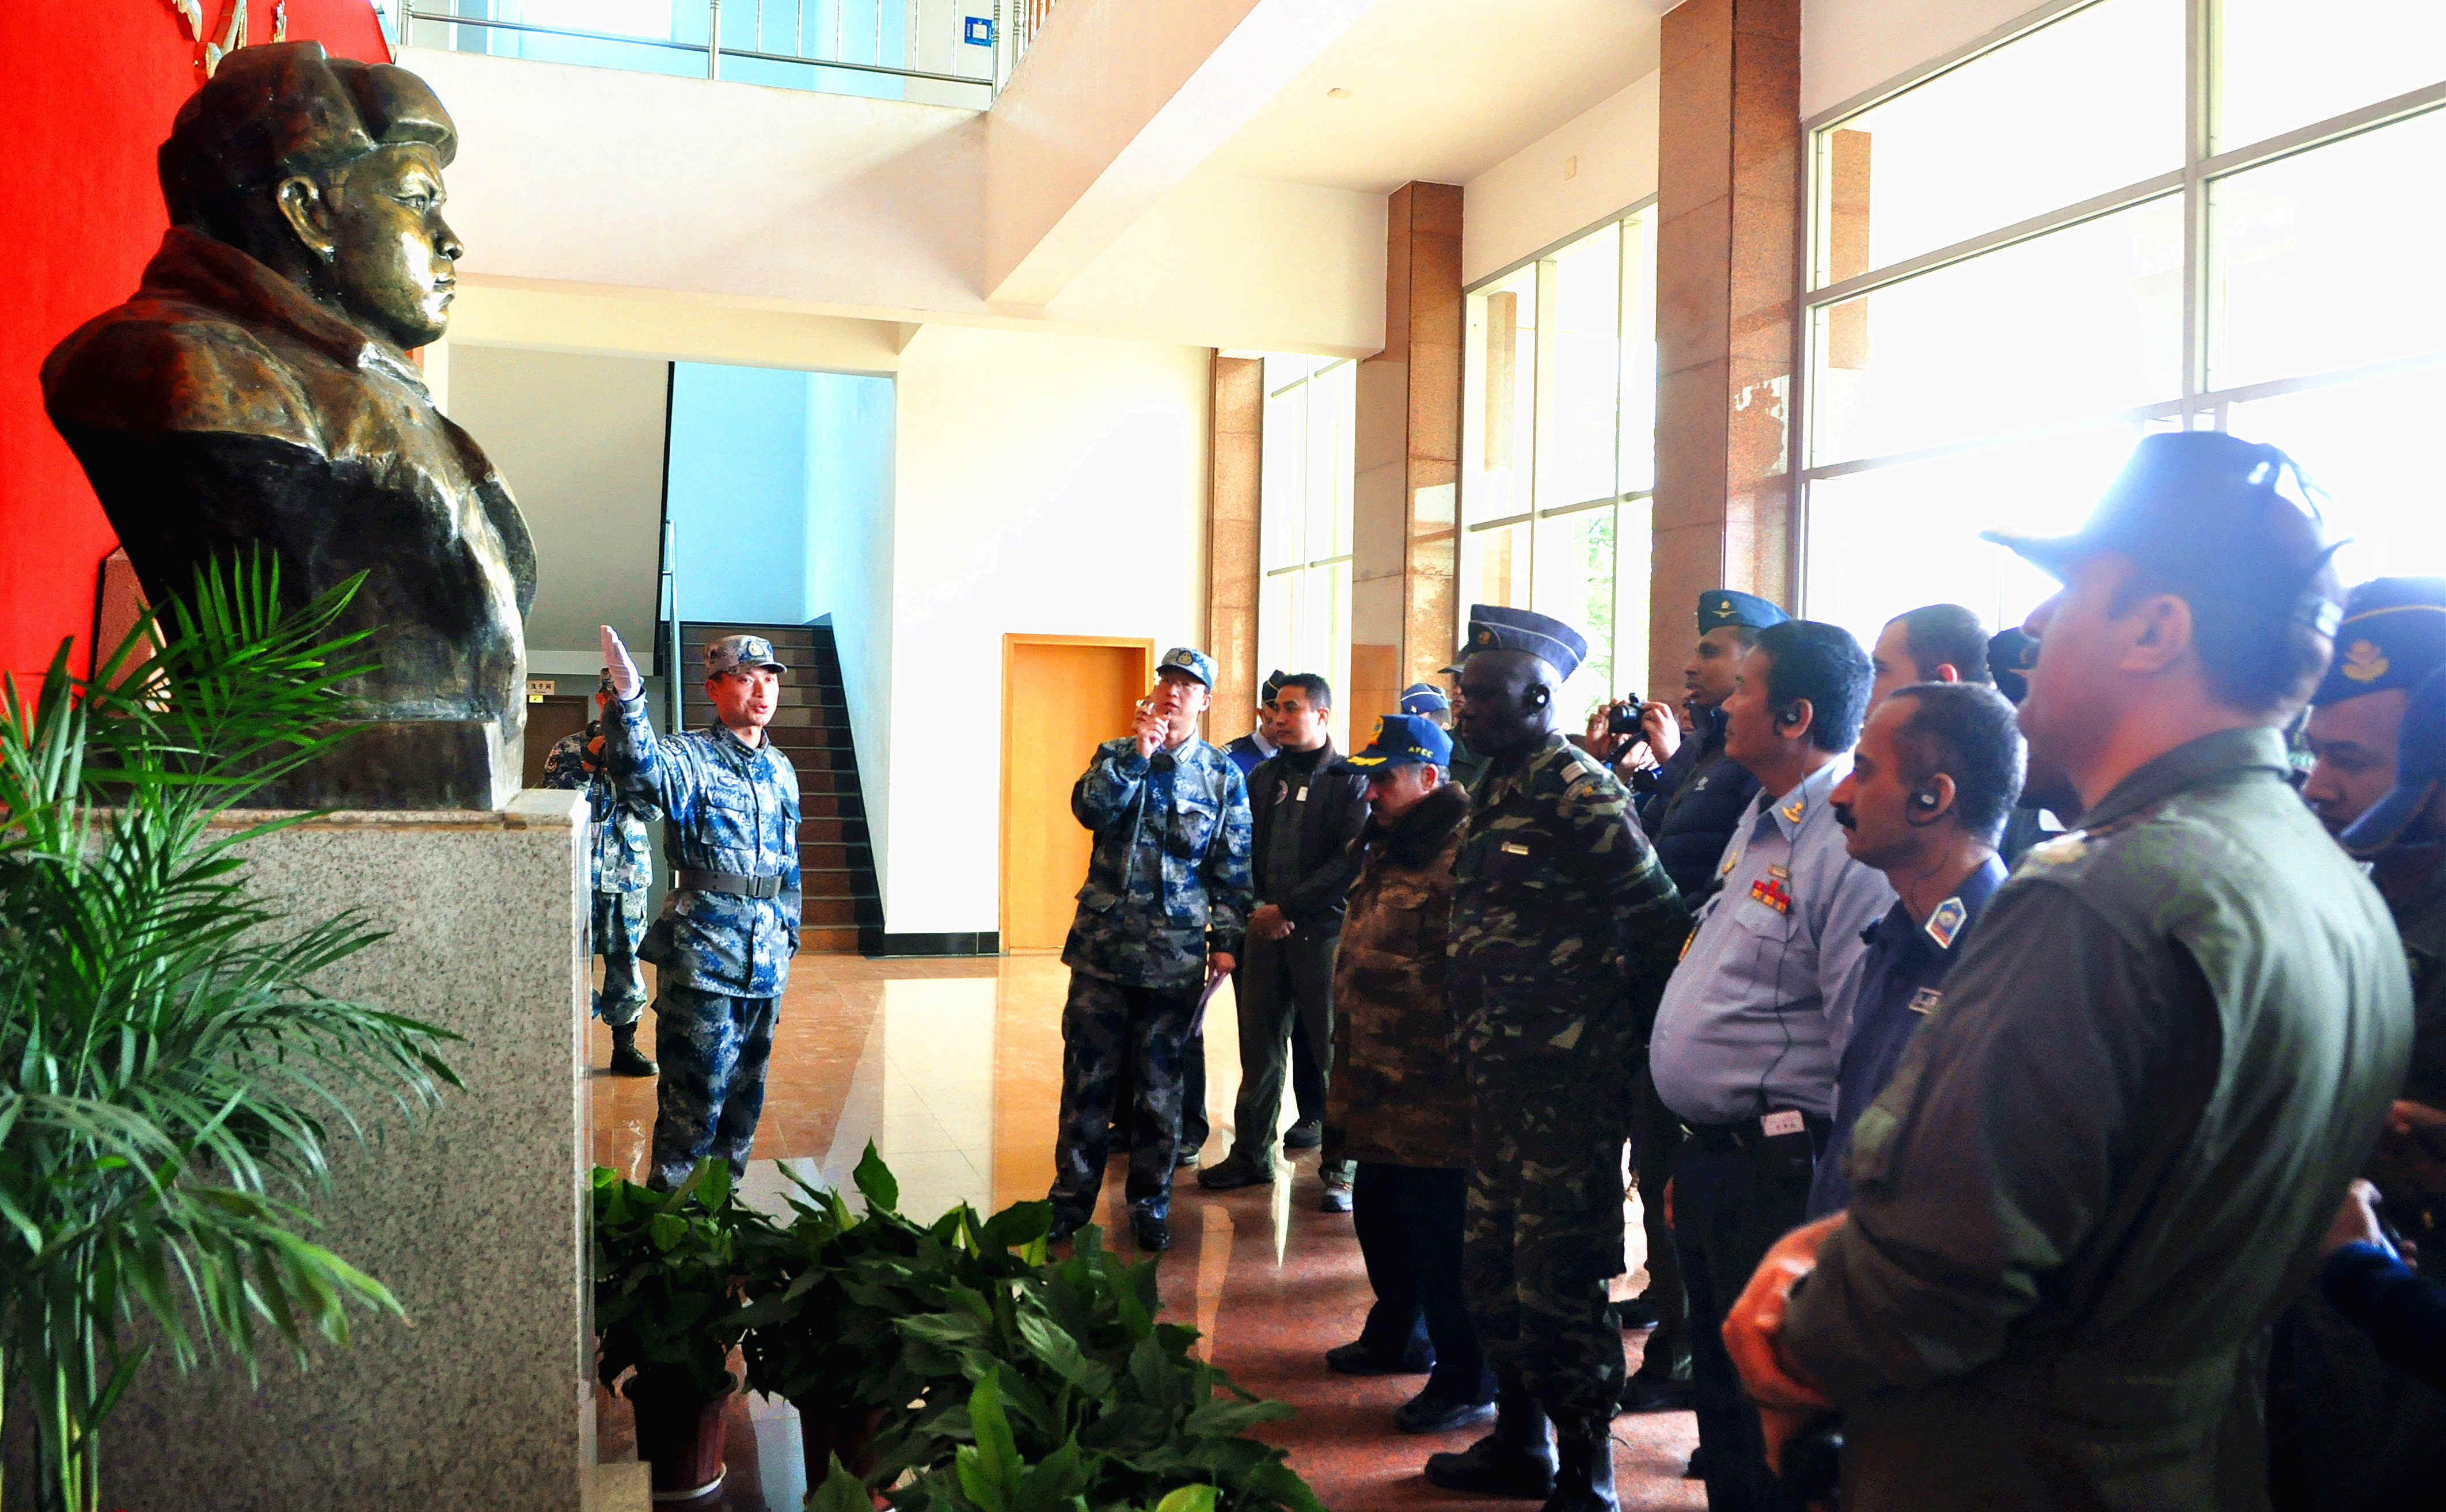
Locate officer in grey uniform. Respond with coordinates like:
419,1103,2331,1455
1047,647,1252,1254
598,626,802,1190
1725,432,2413,1512
542,670,660,1077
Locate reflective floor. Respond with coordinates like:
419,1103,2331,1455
590,953,1702,1510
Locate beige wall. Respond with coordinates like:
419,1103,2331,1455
1463,72,1663,286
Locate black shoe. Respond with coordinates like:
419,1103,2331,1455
1609,1297,1659,1331
1130,1211,1170,1252
1395,1391,1497,1435
607,1024,658,1077
1540,1435,1617,1512
1422,1392,1555,1498
1681,1446,1707,1481
1197,1152,1273,1190
1046,1210,1085,1245
1613,1373,1692,1414
1282,1118,1324,1150
1319,1177,1354,1214
1326,1339,1433,1376
1176,1145,1202,1169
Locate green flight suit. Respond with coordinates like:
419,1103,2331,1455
1780,728,2413,1512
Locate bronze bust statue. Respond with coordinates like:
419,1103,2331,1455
43,41,533,809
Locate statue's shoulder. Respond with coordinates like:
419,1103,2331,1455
42,291,321,450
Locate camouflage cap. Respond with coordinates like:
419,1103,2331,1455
705,635,787,677
1157,647,1216,688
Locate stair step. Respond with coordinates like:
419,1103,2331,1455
800,925,864,952
800,896,868,925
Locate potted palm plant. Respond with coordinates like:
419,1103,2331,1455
0,557,461,1512
592,1159,763,1500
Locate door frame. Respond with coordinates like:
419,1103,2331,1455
998,633,1156,952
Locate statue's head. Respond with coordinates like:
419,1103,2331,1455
161,41,462,351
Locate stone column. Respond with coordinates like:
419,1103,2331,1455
1652,0,1802,681
1354,181,1463,713
1205,354,1263,743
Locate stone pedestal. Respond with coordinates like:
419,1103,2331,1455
96,792,598,1511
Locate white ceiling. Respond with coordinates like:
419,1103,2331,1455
1206,0,1673,193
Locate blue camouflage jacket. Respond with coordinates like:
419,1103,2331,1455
601,696,802,996
1064,735,1252,987
541,723,658,895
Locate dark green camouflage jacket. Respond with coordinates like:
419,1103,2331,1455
1330,782,1472,1169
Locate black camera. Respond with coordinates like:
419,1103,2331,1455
1605,696,1645,736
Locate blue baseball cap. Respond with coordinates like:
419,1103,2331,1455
1699,590,1789,635
1338,713,1452,773
1398,682,1450,715
1463,604,1589,681
1157,646,1216,688
2342,663,2446,856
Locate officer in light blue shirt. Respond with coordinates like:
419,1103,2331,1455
1646,618,1892,1512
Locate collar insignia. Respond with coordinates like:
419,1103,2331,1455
2342,639,2388,683
1908,986,1943,1015
1780,796,1806,823
1924,896,1967,950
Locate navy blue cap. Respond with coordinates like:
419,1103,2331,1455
1338,713,1453,773
1698,590,1790,635
2341,664,2446,856
1987,628,2039,705
2315,578,2446,708
1157,647,1216,688
1399,682,1450,715
1463,604,1588,681
1984,431,2344,638
1260,668,1288,704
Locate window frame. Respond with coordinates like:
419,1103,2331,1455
1793,0,2446,616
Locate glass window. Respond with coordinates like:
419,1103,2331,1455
1809,197,2184,468
1257,357,1359,749
1539,224,1623,510
2207,105,2446,392
2215,0,2446,150
2225,368,2446,587
1464,267,1540,526
1809,0,2182,285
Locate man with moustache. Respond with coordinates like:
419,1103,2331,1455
1723,432,2411,1511
2302,579,2446,837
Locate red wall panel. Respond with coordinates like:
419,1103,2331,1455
0,3,390,685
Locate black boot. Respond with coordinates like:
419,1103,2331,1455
609,1023,658,1077
1540,1433,1618,1512
1423,1388,1555,1498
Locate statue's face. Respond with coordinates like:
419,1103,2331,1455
315,142,462,350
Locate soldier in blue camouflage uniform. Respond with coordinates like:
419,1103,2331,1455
1424,606,1688,1512
1047,647,1253,1254
598,626,802,1190
541,670,662,1077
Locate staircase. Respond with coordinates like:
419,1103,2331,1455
678,620,882,954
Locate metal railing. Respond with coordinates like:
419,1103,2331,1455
381,1,1018,101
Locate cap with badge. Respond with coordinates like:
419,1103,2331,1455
705,634,787,677
1157,647,1217,688
1260,668,1288,705
1399,682,1451,715
1461,604,1589,681
2341,663,2446,856
1987,628,2040,705
1698,589,1790,636
2313,577,2446,708
1337,713,1453,773
1983,431,2344,638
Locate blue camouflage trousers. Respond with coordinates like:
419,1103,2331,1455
648,984,778,1190
1049,972,1199,1224
591,889,649,1029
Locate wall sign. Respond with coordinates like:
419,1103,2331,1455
964,16,995,45
526,677,556,703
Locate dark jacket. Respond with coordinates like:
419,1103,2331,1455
1638,707,1759,901
1247,741,1372,935
1329,782,1472,1169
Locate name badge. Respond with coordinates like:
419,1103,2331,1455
1760,1110,1805,1138
1908,987,1943,1015
1501,841,1531,856
1296,785,1309,802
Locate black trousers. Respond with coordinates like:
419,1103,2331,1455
1675,1129,1821,1512
1230,931,1338,1166
1630,1065,1693,1382
1354,1163,1494,1404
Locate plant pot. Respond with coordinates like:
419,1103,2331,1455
796,1401,890,1507
625,1366,736,1503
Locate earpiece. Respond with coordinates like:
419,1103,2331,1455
1530,687,1550,707
1913,789,1942,811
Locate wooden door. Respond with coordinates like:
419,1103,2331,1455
522,696,592,789
1001,637,1153,951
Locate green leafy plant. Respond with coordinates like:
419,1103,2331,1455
0,557,462,1512
592,1159,762,1401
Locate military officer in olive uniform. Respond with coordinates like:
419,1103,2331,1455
1046,648,1253,1254
542,670,662,1077
1424,606,1687,1512
1724,432,2414,1512
599,627,803,1190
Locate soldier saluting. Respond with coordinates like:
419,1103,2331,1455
599,626,803,1190
541,670,662,1078
1425,606,1687,1512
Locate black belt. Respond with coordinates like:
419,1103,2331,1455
675,868,784,899
1683,1111,1831,1154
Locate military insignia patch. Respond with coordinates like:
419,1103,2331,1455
2342,639,2388,683
1719,848,1742,877
1749,876,1792,913
1908,987,1943,1015
1924,896,1967,949
1780,796,1806,823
